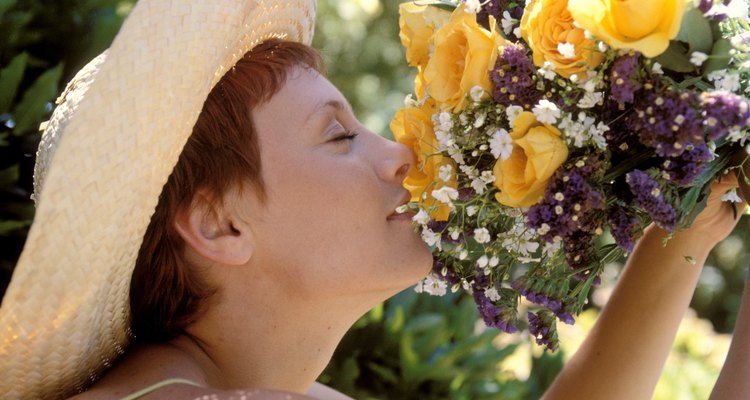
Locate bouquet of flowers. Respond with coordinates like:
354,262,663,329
391,0,750,350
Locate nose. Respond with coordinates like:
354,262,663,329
376,135,414,183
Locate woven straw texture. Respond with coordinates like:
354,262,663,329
0,1,315,398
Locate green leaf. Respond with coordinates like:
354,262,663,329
0,164,19,187
366,361,400,385
703,39,733,75
11,63,63,135
0,52,28,113
655,41,696,73
0,220,30,236
676,8,714,54
0,0,17,19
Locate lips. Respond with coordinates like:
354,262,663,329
387,190,414,221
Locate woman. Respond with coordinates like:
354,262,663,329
0,0,746,399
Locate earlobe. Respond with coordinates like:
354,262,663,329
173,192,254,266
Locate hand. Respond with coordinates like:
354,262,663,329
681,173,746,246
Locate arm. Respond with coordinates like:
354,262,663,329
543,178,743,400
709,266,750,399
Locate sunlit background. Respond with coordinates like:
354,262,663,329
1,1,749,398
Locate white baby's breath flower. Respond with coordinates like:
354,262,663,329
489,128,514,160
597,41,608,53
439,164,453,182
539,61,557,80
470,85,485,102
721,188,743,203
485,287,501,302
412,209,430,225
489,256,499,267
532,99,561,124
415,273,447,296
651,62,664,75
557,42,576,59
466,205,479,217
474,227,491,244
501,11,515,35
543,240,561,257
577,91,604,108
480,170,495,184
458,249,469,260
448,146,465,165
404,94,418,107
471,178,487,194
513,26,521,38
449,226,462,241
728,128,745,143
421,227,441,249
474,112,487,128
460,165,479,179
477,255,489,269
717,73,741,92
506,105,524,126
463,0,482,13
726,0,749,18
431,186,459,204
690,51,709,66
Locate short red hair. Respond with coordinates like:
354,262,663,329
130,39,325,342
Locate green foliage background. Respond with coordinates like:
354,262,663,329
1,1,748,398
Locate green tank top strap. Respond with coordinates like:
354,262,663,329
120,378,201,400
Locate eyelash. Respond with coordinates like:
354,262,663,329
333,130,359,142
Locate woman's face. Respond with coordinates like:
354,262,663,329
237,66,432,301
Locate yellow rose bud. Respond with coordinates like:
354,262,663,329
520,0,605,79
399,3,451,68
568,0,688,58
424,4,505,112
493,112,568,207
391,103,457,221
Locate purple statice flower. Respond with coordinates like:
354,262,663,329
473,290,519,333
527,311,559,351
512,281,575,323
563,231,598,281
477,0,524,37
527,168,604,242
663,142,712,186
432,259,462,286
610,53,641,105
629,85,703,158
699,0,713,12
701,91,750,141
491,42,543,109
607,204,642,253
626,170,677,231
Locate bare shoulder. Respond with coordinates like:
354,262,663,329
70,341,206,399
73,383,317,400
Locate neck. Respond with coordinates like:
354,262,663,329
174,267,382,394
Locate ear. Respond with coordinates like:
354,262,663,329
173,190,254,266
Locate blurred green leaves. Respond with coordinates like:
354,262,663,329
319,290,543,400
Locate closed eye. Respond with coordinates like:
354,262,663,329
331,130,359,142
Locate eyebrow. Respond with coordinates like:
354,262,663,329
307,99,353,123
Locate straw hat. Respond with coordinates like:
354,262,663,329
0,1,315,398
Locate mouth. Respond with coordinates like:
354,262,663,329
387,191,415,221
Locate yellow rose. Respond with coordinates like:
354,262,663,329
391,103,457,221
424,4,505,112
493,112,568,207
399,3,451,68
520,0,605,79
568,0,688,57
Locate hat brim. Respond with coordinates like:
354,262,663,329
0,1,315,398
